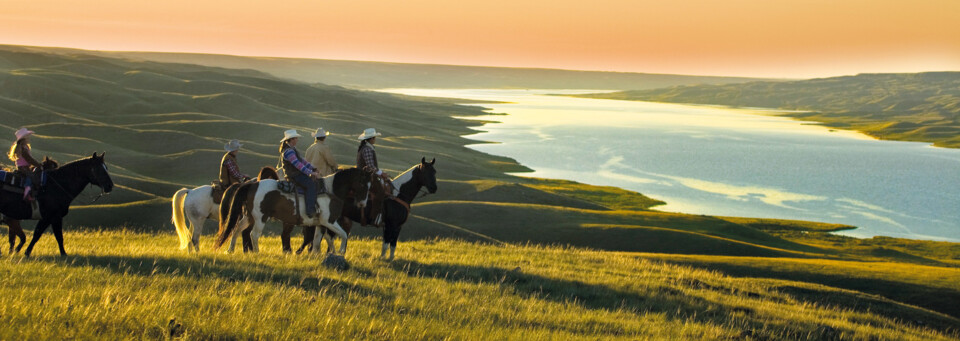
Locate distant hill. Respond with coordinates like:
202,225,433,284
1,45,767,90
577,72,960,147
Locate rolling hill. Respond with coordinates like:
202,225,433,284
3,45,767,90
576,72,960,147
1,45,959,337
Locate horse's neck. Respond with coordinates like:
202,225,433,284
48,163,90,198
394,172,421,204
391,169,415,197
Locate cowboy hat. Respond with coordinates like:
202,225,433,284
357,128,382,141
313,128,330,138
224,139,242,152
14,128,34,141
281,129,302,142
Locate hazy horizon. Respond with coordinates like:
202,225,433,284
2,0,958,79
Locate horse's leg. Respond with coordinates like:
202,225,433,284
296,226,315,254
249,221,264,253
325,228,335,254
4,218,12,254
188,211,204,253
318,221,348,255
13,220,25,253
281,223,293,253
242,226,253,253
51,219,67,256
24,219,51,257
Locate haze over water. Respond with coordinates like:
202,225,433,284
385,89,960,242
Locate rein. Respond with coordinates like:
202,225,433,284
44,165,109,205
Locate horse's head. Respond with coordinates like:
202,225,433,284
353,167,374,209
418,157,438,194
87,152,114,193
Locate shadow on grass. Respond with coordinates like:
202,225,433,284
29,253,381,299
660,260,960,334
388,259,850,340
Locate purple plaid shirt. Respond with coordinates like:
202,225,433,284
283,148,314,176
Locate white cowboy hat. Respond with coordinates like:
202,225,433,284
281,129,302,142
313,128,330,138
14,128,34,141
357,128,382,141
224,139,242,152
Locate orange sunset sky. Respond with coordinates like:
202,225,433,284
1,0,958,78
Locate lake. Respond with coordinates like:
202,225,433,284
382,89,960,242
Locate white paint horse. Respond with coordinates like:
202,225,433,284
213,167,372,254
171,167,278,252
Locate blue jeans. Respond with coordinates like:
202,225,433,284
291,173,317,216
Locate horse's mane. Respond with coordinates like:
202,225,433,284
392,164,420,181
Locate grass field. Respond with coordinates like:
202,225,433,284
2,231,958,340
1,45,959,339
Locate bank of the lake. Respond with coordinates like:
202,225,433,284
382,89,960,242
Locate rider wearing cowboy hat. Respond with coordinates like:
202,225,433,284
356,128,390,182
220,139,251,188
303,128,339,177
8,128,42,201
279,129,320,217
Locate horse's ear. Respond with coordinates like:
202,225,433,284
430,158,436,165
99,152,106,159
421,157,426,164
91,152,98,159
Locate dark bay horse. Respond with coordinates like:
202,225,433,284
0,153,114,257
213,167,372,254
299,158,437,260
171,166,278,252
1,157,58,254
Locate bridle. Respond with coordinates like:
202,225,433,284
46,161,110,204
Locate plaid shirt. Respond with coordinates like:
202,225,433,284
224,157,247,181
357,143,380,175
283,148,314,176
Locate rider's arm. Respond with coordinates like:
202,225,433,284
283,148,313,176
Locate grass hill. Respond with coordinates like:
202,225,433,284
575,72,960,147
1,45,959,338
3,45,767,90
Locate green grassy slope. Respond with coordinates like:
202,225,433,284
1,232,957,340
2,45,960,333
576,72,960,147
3,45,768,90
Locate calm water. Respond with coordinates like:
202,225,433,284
384,89,960,242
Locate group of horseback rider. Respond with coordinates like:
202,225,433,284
220,127,389,219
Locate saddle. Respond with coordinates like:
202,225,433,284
0,170,46,195
210,181,226,205
277,178,326,195
0,170,44,219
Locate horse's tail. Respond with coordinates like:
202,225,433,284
214,182,253,250
171,188,191,250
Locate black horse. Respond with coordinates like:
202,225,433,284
1,157,59,255
0,153,113,257
298,158,437,260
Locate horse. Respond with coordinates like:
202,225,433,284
1,157,58,255
0,153,113,257
170,167,279,252
213,167,372,254
299,158,437,260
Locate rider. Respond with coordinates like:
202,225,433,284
279,129,320,218
357,128,391,225
7,128,42,201
220,139,251,188
304,128,338,177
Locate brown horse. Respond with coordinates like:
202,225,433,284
214,167,372,254
2,157,59,255
171,166,278,252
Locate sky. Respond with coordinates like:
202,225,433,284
1,0,958,78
